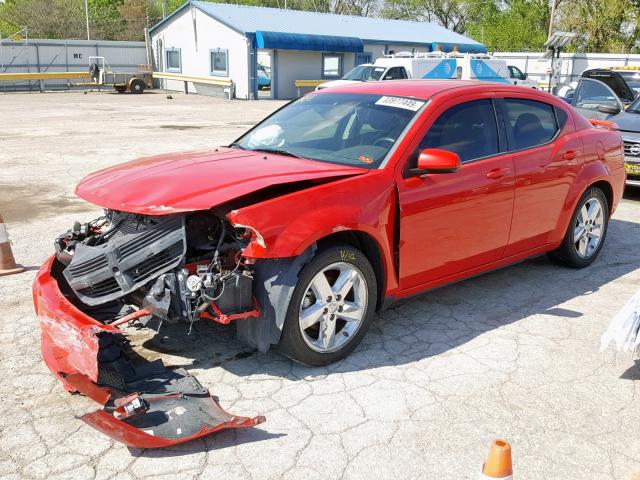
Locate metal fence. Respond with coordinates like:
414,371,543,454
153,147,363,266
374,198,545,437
493,51,640,85
0,38,147,91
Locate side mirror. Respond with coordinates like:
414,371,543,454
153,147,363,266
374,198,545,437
409,148,461,177
523,73,528,80
597,104,621,115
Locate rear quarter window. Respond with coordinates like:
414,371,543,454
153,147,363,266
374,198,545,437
502,98,558,151
555,106,569,130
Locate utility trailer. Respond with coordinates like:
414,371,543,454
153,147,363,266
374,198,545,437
70,56,152,94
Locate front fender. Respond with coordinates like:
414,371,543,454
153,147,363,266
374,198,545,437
227,170,398,292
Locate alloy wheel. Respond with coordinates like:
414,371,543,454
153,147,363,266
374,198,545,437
573,197,605,258
298,262,368,353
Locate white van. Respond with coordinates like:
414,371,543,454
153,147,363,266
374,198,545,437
316,52,537,90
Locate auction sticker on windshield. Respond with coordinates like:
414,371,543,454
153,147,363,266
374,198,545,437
375,96,425,111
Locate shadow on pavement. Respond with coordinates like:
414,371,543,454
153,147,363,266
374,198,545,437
620,361,640,380
135,217,640,381
126,428,286,457
121,217,639,455
623,185,640,201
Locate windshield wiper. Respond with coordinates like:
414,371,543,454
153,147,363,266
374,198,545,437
250,148,304,159
228,142,247,150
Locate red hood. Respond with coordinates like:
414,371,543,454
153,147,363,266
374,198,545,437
75,147,368,214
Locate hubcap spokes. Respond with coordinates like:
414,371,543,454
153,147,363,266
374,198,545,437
299,262,367,353
573,198,604,258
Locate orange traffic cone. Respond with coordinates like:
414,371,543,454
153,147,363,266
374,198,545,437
480,439,513,479
0,213,24,276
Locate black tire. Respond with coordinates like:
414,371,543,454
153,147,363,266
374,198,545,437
115,85,126,94
548,187,609,268
278,245,377,366
129,78,145,94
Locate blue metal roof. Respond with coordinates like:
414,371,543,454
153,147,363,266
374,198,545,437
152,1,486,53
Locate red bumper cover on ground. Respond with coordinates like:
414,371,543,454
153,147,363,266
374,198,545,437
33,256,265,448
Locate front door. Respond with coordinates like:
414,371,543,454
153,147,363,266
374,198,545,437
397,97,515,289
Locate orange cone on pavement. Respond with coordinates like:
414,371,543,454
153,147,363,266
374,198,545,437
481,439,513,479
0,212,24,276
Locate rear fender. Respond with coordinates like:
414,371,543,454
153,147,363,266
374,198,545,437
549,156,616,245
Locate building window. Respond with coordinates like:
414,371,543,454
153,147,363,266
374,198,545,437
210,48,229,77
322,53,342,79
166,48,181,72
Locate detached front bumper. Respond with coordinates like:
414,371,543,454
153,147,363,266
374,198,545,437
33,256,265,448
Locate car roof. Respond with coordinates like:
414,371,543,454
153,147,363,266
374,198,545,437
312,79,549,101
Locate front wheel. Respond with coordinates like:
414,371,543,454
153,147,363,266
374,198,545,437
278,246,377,366
548,187,609,268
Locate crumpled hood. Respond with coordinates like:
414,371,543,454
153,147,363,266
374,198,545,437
76,147,368,215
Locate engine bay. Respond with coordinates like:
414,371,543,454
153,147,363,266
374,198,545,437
53,209,259,329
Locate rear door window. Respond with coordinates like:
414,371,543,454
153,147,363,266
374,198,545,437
501,98,558,151
419,99,500,163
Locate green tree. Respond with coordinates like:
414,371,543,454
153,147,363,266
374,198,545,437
558,0,640,52
0,0,86,39
466,0,550,52
382,0,473,33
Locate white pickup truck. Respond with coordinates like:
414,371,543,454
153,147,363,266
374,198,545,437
317,53,537,90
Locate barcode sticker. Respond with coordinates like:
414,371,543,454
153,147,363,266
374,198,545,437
375,96,425,111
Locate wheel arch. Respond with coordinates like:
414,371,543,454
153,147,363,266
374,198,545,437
315,230,387,311
550,163,615,245
589,179,614,214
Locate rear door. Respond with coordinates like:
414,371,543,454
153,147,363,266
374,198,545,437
396,95,515,289
497,96,583,255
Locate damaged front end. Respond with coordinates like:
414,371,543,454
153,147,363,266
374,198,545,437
34,209,265,448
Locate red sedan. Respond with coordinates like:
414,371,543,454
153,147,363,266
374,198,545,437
34,80,625,447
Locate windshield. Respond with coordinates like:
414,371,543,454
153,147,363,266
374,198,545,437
233,93,425,168
342,65,386,81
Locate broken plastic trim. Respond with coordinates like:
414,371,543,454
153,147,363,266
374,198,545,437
64,369,265,449
34,256,265,448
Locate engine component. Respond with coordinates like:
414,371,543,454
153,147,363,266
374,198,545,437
54,210,258,328
60,213,186,306
216,271,253,314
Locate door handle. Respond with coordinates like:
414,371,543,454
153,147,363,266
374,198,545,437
563,150,577,160
486,167,511,180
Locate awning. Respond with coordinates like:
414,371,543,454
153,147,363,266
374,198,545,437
255,31,364,52
432,42,487,54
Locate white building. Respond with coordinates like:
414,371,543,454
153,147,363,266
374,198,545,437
149,0,486,100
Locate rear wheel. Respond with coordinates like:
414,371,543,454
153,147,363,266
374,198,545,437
278,246,377,366
548,187,609,268
129,78,145,94
114,85,126,94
